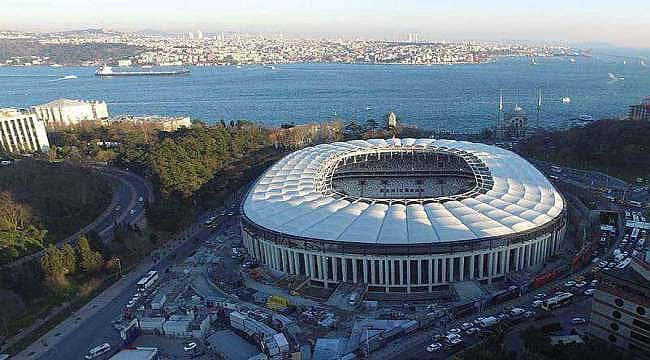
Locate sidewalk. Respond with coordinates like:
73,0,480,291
12,223,203,359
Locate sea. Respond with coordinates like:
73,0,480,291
1,56,648,132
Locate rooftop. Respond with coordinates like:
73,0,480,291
243,138,564,245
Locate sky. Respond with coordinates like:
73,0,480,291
1,0,649,47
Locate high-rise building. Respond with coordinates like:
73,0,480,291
32,98,109,127
197,30,203,39
589,255,650,359
0,108,50,153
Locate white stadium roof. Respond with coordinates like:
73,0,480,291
243,138,564,245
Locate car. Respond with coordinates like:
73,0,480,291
114,205,121,212
460,322,473,330
448,328,461,334
426,343,442,352
448,337,463,346
584,288,596,296
138,196,144,202
532,300,543,308
227,212,234,216
571,317,587,325
564,280,576,287
591,279,599,286
129,209,135,215
432,334,447,341
465,327,480,335
184,342,197,352
575,281,587,288
534,293,546,300
524,311,535,318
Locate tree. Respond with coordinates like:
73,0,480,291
41,244,66,286
77,234,103,274
62,243,76,275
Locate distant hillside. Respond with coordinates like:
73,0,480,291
518,119,650,181
0,39,146,65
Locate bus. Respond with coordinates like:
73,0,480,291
136,270,159,292
541,292,574,311
84,343,111,359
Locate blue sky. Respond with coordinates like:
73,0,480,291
1,0,649,47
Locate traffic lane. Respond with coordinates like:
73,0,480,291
40,234,201,360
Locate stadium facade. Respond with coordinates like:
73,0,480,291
241,138,566,294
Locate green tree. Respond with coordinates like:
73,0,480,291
62,243,76,275
41,244,66,286
77,234,103,274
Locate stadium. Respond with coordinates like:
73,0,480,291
241,138,566,295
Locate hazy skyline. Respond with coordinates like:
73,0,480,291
2,0,649,47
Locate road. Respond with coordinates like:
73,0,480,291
4,167,151,269
23,193,244,360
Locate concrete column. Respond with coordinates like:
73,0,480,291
384,259,390,291
433,258,439,284
469,254,475,279
323,257,329,283
459,256,465,281
310,254,317,279
390,260,395,285
332,257,338,283
487,252,494,284
352,258,358,283
370,259,376,284
294,252,300,275
526,244,532,267
315,255,322,280
341,258,347,283
519,245,525,269
407,259,412,292
428,258,433,291
417,259,422,285
478,253,484,279
441,257,447,283
505,249,510,273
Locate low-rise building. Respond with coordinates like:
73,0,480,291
629,97,650,121
109,115,191,131
589,255,650,359
0,108,50,153
32,98,109,126
108,347,159,360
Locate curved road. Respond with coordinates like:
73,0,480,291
3,167,151,270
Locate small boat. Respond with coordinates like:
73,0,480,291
577,114,594,122
50,64,63,67
608,72,624,81
641,60,647,67
63,75,77,80
561,97,571,104
95,65,189,76
141,65,153,69
569,58,576,63
529,57,537,66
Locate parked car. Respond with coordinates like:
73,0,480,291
184,342,197,352
584,288,596,296
465,327,480,335
564,280,576,287
448,328,461,334
460,322,473,331
532,300,543,308
426,343,442,352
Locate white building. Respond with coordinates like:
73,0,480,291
0,108,50,153
109,115,191,131
32,98,109,127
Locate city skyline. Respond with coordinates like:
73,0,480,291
2,0,650,48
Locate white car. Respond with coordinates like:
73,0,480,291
564,280,576,287
426,343,442,352
184,342,197,352
460,322,473,330
534,293,546,300
571,317,587,325
575,281,587,288
584,288,596,296
448,337,463,346
532,300,543,308
448,328,461,334
465,327,480,335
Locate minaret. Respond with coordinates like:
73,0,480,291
536,88,542,130
496,89,504,141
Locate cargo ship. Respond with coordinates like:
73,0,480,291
95,65,190,76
